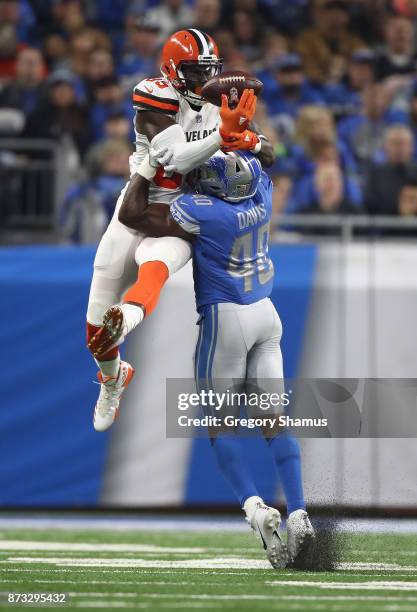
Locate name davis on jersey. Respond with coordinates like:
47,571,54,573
237,203,267,230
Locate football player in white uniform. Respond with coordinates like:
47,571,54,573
86,29,274,432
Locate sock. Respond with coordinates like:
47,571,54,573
96,354,120,379
121,303,144,334
123,260,169,317
211,435,259,507
86,321,120,379
268,433,305,515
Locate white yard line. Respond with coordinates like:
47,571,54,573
2,556,271,570
4,556,417,572
266,580,417,590
338,563,417,572
0,541,210,554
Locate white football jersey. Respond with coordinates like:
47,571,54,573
132,76,220,205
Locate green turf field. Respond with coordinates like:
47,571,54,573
1,526,417,611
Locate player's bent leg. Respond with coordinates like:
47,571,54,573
86,202,144,428
95,236,192,350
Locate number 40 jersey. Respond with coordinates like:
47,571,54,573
170,173,275,314
133,76,220,205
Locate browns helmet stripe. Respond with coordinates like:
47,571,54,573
186,28,210,55
200,31,215,54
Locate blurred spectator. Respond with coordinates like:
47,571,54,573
260,54,324,145
61,138,131,243
147,0,193,43
102,111,131,141
292,105,357,178
23,69,90,158
214,29,239,67
89,76,133,142
407,82,417,156
232,11,262,62
337,83,407,165
118,15,160,81
326,48,376,119
257,0,309,35
398,177,417,216
43,33,68,70
49,0,85,36
302,162,358,214
82,49,115,102
192,0,221,35
0,48,46,116
376,15,417,79
69,28,112,78
365,124,417,214
291,139,363,211
257,32,289,71
296,0,364,86
0,22,27,80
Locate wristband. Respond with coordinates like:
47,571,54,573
138,154,157,181
251,138,262,154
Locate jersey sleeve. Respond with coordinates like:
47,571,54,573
170,196,201,235
132,78,180,116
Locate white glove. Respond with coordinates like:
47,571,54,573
150,145,175,172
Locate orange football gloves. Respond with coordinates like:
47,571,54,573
221,129,260,152
219,88,257,139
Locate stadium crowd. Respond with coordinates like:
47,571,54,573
2,0,417,241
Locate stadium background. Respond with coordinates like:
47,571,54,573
1,0,417,514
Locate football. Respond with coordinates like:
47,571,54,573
201,70,263,108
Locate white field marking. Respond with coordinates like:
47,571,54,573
280,596,417,601
6,556,417,573
3,556,271,570
0,579,254,588
0,541,211,554
351,550,417,559
72,602,141,609
98,593,417,602
266,580,417,591
0,567,259,577
337,562,417,572
68,592,138,598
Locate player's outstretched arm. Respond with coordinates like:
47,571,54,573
118,159,191,241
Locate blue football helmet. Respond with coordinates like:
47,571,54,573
194,151,262,202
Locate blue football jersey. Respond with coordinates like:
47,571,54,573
170,173,275,313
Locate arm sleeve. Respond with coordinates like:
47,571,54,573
170,198,201,235
151,125,222,175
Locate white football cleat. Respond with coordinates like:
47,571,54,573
287,509,315,566
93,361,135,432
247,501,288,569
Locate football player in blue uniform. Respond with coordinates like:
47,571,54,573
94,150,314,569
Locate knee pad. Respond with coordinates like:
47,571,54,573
135,236,191,276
